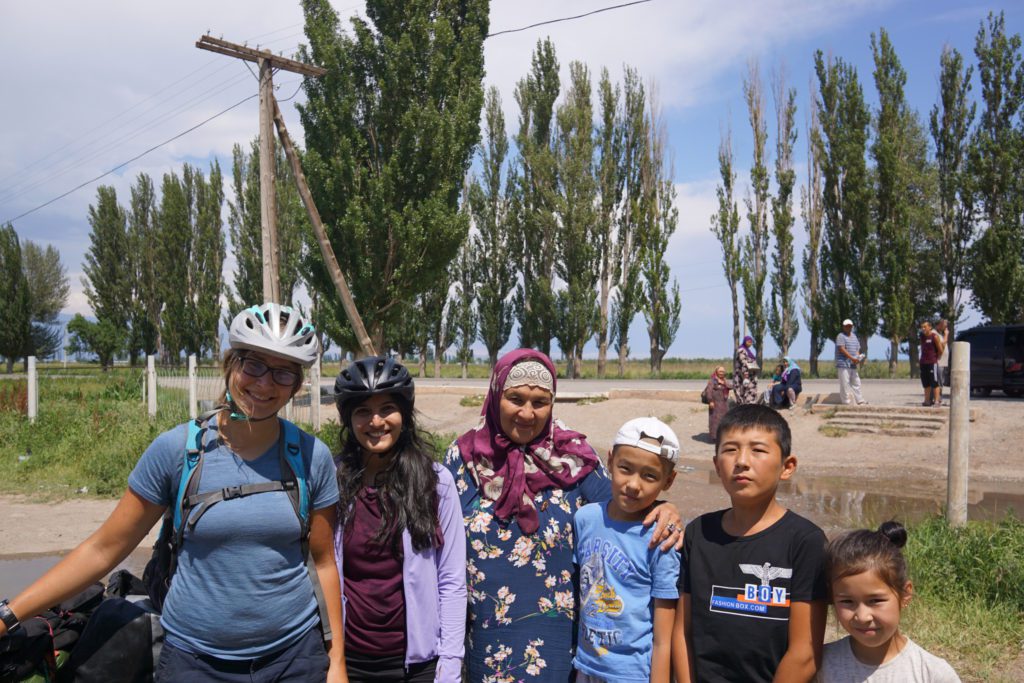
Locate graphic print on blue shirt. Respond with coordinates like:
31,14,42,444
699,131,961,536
709,561,793,620
578,541,630,654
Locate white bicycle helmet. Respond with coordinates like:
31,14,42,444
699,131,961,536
228,303,319,367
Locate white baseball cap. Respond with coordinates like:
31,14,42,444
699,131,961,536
613,417,680,463
842,318,854,326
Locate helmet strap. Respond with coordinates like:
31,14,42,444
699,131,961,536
223,389,278,422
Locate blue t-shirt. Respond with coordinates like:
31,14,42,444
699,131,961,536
128,419,339,659
572,502,680,682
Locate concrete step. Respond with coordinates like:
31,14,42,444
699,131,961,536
822,422,939,437
812,402,976,420
828,418,941,431
835,411,946,425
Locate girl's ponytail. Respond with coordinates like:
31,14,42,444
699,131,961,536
877,520,907,549
826,519,911,599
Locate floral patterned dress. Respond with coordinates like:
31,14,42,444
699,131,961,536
444,442,612,683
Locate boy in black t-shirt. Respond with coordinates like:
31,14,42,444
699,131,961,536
672,404,827,682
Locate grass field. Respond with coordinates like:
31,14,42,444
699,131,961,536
31,356,915,381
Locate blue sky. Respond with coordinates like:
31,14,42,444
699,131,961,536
1,1,1020,361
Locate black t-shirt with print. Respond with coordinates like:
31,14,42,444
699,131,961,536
679,509,827,682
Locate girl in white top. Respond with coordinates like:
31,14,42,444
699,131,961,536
816,521,960,682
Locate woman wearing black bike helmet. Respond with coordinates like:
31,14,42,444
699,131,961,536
333,356,466,683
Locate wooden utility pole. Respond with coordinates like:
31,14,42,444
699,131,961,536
196,35,325,304
196,34,377,356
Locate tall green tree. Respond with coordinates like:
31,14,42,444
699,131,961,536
156,163,226,361
22,240,69,360
801,94,826,376
930,46,976,334
741,62,770,365
450,238,477,378
595,68,624,379
610,68,648,376
711,128,743,351
298,0,487,354
469,87,517,368
126,173,160,362
967,12,1024,323
767,70,799,356
0,224,31,372
553,62,599,379
83,186,131,337
872,29,916,377
225,138,309,323
641,101,681,375
814,51,877,350
512,38,560,355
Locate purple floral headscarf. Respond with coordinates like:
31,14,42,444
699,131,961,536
456,349,598,534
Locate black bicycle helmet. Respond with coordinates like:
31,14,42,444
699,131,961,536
334,356,415,407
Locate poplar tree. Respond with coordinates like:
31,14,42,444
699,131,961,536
872,29,915,377
967,12,1024,323
0,224,31,372
83,186,131,337
595,68,623,379
610,69,648,376
22,241,69,360
814,51,877,351
767,70,799,356
512,39,560,355
930,46,976,333
469,87,517,368
801,94,826,376
641,98,681,375
553,61,599,379
298,0,487,354
711,129,742,351
127,173,160,362
225,139,308,321
450,238,477,377
741,62,770,365
156,163,226,360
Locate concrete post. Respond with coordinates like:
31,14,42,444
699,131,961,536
147,355,157,418
27,356,37,423
188,355,198,420
310,362,321,432
946,341,970,527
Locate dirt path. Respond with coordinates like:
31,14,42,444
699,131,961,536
2,387,1021,555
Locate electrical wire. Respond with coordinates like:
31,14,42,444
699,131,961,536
0,69,255,206
2,93,259,225
486,0,653,38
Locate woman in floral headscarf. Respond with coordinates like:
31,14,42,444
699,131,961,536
443,349,681,682
733,335,760,405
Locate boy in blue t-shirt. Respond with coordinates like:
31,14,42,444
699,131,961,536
573,417,680,683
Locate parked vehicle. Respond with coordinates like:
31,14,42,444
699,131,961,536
955,324,1024,397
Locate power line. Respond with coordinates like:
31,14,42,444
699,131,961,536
486,0,653,38
2,93,258,225
0,68,254,206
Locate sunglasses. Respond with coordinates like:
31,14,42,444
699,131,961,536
239,357,301,387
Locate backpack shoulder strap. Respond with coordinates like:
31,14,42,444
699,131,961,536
172,418,207,535
278,418,310,526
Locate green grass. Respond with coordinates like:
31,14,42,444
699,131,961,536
819,424,849,438
459,394,485,407
898,516,1024,681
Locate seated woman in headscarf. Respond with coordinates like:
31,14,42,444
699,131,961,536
443,348,682,682
733,335,760,405
771,356,803,409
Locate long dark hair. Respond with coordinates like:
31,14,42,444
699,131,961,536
336,393,440,553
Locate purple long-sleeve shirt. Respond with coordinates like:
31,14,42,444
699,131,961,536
334,462,467,682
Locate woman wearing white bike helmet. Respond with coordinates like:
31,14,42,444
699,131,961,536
0,304,346,683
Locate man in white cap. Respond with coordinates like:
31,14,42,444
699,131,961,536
835,318,866,405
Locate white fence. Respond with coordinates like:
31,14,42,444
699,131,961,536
24,354,328,431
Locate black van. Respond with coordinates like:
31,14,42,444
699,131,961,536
955,324,1024,397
